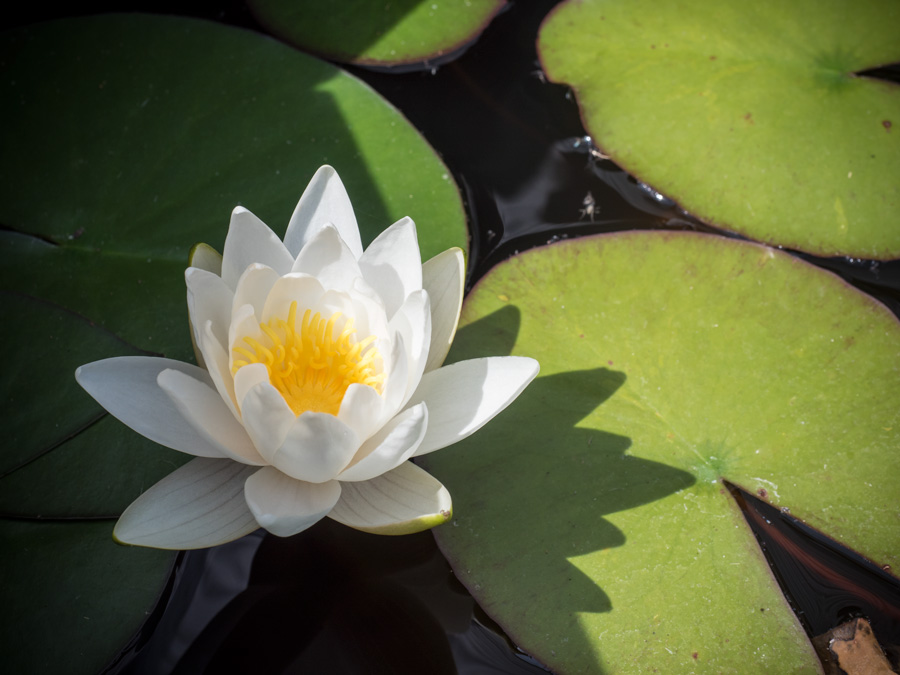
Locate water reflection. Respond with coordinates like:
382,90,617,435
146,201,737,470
114,520,551,674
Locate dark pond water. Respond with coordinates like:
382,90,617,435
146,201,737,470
10,1,900,673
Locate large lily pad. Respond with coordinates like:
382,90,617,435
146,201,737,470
0,14,466,673
247,0,507,68
420,231,900,673
538,0,900,259
0,520,173,675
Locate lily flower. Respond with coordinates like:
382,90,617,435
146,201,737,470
76,166,538,549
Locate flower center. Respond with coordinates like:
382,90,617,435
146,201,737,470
232,301,384,416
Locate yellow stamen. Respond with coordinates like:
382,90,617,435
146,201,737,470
231,301,384,416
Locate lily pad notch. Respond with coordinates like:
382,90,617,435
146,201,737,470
538,0,900,259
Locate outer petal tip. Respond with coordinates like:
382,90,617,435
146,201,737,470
244,467,341,537
285,165,361,259
188,242,223,275
422,247,466,373
112,458,260,550
111,527,129,547
315,164,336,177
329,461,452,535
410,355,540,456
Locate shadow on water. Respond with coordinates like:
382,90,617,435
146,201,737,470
168,525,458,674
115,519,547,674
422,308,696,669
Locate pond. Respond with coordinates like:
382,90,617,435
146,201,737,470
3,1,899,673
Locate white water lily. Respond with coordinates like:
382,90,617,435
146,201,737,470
76,166,538,549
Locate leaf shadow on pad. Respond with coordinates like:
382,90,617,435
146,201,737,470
424,307,696,664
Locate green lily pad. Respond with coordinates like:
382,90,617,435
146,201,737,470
0,291,150,478
538,0,900,259
420,231,900,673
0,14,466,673
0,519,173,675
247,0,507,67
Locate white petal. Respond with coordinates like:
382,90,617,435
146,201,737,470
190,333,206,373
379,333,409,424
239,382,296,464
232,263,281,323
338,382,385,442
185,267,233,355
358,217,423,319
232,362,270,411
328,461,452,535
198,321,239,418
284,165,363,259
270,413,360,483
338,403,428,482
228,304,260,375
422,247,464,372
407,356,540,455
188,242,223,275
158,369,265,465
299,288,390,350
290,223,363,293
114,458,260,550
312,288,358,323
185,245,225,369
76,357,229,458
346,290,390,345
244,467,341,537
350,274,384,307
388,290,432,408
222,206,294,290
259,273,326,325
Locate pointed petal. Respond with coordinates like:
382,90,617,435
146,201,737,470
232,263,281,323
328,461,452,535
158,369,265,465
338,382,385,442
222,206,294,289
114,458,260,550
388,290,432,408
291,223,363,293
284,165,362,259
338,403,427,482
408,356,540,456
359,217,423,319
76,357,229,458
186,267,232,353
188,242,223,275
239,382,296,464
422,247,464,372
244,467,340,537
270,413,360,483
